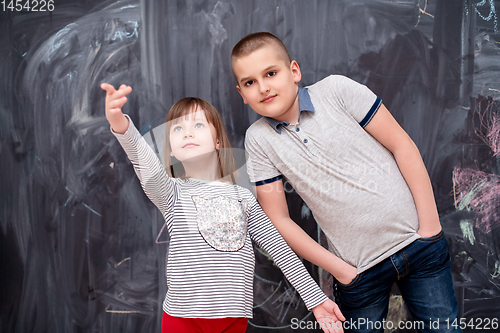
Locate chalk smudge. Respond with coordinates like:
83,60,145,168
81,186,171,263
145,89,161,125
453,166,500,234
472,96,500,156
460,220,476,245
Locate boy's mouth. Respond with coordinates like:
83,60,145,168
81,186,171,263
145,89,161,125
261,95,276,103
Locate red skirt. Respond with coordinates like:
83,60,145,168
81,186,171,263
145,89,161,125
162,312,248,333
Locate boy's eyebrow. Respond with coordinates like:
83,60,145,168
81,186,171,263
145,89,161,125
238,73,252,85
238,65,277,85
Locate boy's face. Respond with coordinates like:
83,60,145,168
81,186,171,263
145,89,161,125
233,44,301,122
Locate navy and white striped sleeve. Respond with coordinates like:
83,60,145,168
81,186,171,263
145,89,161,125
245,193,328,310
111,115,176,215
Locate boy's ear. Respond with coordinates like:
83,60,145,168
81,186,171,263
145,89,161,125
290,60,302,84
236,85,249,104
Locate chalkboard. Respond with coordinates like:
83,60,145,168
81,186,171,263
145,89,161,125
1,0,499,332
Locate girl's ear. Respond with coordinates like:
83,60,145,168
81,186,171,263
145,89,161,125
216,139,220,150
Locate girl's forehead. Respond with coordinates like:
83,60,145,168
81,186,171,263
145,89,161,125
172,108,208,123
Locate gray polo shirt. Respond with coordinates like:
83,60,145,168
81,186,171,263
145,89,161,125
245,75,420,273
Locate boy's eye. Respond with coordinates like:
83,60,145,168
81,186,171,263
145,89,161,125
267,71,276,77
244,80,254,87
194,123,204,129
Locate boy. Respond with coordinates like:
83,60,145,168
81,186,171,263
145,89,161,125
231,32,459,332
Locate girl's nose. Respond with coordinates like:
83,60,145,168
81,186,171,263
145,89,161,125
184,131,194,139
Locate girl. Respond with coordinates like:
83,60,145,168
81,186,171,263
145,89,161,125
101,83,345,333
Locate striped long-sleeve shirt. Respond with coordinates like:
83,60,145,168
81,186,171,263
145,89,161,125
112,116,328,318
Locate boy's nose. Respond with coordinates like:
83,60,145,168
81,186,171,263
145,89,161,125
260,84,270,94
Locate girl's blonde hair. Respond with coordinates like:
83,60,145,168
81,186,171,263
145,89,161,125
163,97,236,183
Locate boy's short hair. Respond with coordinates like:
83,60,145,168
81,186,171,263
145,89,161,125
231,32,291,81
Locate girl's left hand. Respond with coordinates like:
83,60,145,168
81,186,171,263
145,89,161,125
312,299,345,333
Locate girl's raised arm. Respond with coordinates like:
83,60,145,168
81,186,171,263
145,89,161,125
101,83,176,215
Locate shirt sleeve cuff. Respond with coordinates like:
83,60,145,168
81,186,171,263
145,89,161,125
305,294,329,311
252,175,283,186
110,114,133,137
359,96,382,128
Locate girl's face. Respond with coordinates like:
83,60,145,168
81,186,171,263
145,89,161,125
169,107,219,162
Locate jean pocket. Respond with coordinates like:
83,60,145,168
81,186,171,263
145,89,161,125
416,230,444,243
337,272,362,289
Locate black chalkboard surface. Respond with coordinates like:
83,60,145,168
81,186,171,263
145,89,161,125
1,1,499,332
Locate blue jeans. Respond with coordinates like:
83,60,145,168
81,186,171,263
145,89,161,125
334,231,460,333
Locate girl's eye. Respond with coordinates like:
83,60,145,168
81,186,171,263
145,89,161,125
244,80,254,87
194,123,204,129
173,126,182,132
267,71,276,77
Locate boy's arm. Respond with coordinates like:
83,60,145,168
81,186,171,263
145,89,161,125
364,104,441,237
255,180,357,285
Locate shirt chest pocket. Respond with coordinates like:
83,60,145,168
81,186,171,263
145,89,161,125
191,195,248,252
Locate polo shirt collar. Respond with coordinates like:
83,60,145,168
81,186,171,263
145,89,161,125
265,87,315,134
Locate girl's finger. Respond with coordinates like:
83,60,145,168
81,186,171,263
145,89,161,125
112,86,132,100
109,97,128,109
108,108,124,115
334,307,345,321
101,83,116,94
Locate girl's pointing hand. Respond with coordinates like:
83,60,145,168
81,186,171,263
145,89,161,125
101,83,132,134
